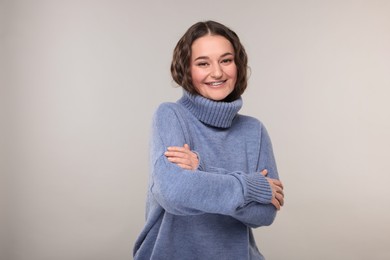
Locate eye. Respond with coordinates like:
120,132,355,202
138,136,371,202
221,58,233,64
196,62,209,67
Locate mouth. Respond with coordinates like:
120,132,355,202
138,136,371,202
206,80,227,87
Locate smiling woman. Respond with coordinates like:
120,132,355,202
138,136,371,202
190,35,237,101
133,20,284,260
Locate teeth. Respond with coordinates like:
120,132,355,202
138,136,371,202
209,81,224,86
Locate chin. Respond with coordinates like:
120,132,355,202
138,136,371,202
208,94,232,102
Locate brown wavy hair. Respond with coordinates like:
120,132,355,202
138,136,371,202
170,20,248,101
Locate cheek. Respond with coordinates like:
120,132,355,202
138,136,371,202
190,68,203,85
225,62,237,76
228,66,238,81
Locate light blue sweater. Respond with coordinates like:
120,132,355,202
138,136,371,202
133,91,280,260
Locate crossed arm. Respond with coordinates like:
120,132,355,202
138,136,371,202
164,144,284,210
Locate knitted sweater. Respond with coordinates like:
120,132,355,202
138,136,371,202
133,91,280,260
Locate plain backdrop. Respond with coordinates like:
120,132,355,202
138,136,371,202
1,0,390,259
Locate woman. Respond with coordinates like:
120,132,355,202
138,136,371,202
133,20,284,260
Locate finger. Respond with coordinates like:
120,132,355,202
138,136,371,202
184,144,191,150
166,149,193,157
271,198,281,210
165,151,188,158
274,190,284,204
176,163,192,170
260,169,268,176
271,184,284,196
274,180,284,189
167,156,191,165
276,189,284,198
167,146,186,152
269,178,284,190
277,186,284,196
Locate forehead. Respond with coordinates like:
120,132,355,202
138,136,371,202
191,35,234,58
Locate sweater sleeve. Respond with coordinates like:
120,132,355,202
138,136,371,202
230,124,280,227
150,104,273,216
196,124,280,228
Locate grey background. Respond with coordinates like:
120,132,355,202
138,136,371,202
1,0,390,259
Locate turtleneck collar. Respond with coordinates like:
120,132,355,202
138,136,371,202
177,91,242,128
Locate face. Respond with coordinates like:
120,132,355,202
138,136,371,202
190,35,237,101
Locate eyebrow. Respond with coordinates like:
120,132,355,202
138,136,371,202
194,52,234,61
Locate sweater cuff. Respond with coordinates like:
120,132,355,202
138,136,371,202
242,173,273,204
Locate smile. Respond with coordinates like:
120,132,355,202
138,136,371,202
206,80,227,87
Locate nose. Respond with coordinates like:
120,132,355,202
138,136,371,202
210,64,223,79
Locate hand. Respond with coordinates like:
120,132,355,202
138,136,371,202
164,144,199,171
261,169,284,210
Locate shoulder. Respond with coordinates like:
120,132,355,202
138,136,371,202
235,114,274,146
234,114,271,140
151,102,192,146
153,102,183,120
236,114,264,129
155,102,178,114
153,102,187,129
